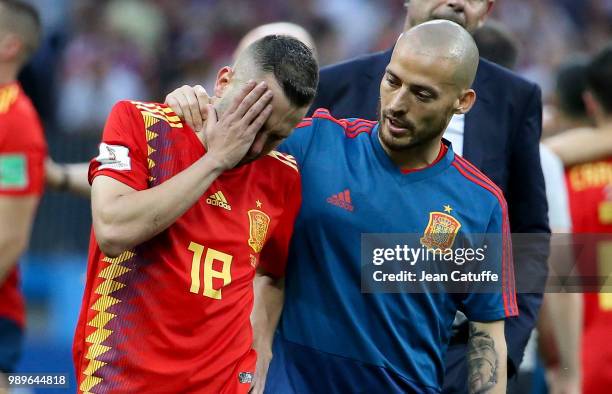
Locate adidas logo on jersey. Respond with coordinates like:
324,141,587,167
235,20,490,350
326,189,354,212
206,191,231,210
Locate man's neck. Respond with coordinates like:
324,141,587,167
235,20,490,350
381,136,443,170
0,63,18,85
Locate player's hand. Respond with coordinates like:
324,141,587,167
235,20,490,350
249,350,272,394
165,84,211,132
203,81,273,170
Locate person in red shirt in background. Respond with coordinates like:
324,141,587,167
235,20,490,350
561,45,612,394
73,35,318,393
0,0,46,387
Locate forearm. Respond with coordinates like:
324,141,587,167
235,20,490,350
251,272,284,353
467,320,507,394
547,292,582,374
46,159,91,197
0,196,38,283
94,154,225,256
62,163,91,197
545,127,612,167
0,235,28,284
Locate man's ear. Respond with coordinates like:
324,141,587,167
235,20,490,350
454,89,477,115
476,0,496,29
214,66,234,97
583,90,601,120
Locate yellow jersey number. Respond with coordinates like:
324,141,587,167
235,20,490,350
188,241,233,300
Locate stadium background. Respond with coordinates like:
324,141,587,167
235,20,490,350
11,0,612,392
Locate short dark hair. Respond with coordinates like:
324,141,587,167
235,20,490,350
0,0,41,61
555,58,589,118
250,35,318,108
587,45,612,114
473,21,519,70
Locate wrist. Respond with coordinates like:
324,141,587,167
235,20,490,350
58,165,70,191
252,339,273,356
201,152,229,173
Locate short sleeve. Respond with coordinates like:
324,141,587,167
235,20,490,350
89,101,149,191
0,119,45,196
258,174,302,277
462,202,518,321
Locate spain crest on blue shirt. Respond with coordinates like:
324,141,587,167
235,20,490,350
420,212,462,251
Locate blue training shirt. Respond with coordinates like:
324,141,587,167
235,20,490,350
265,109,518,393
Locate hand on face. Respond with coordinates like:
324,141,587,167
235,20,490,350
165,84,211,132
165,81,275,170
202,81,274,170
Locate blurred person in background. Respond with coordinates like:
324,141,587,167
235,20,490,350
234,22,316,60
472,20,519,70
472,22,581,394
56,0,150,136
560,45,612,394
73,35,318,393
543,58,592,139
536,60,584,394
307,1,549,392
545,53,612,168
0,0,45,387
491,0,611,99
535,59,593,394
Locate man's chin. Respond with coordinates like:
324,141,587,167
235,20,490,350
430,14,466,28
379,129,417,152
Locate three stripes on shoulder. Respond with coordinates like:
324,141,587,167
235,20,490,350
267,151,298,172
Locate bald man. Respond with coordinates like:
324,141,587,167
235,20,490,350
311,3,549,391
264,21,513,394
167,21,515,394
234,22,316,60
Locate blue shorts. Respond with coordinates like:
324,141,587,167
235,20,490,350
0,317,23,373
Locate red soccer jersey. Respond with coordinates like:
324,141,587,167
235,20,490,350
73,101,301,393
0,82,46,328
566,158,612,394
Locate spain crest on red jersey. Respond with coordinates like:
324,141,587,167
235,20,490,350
248,209,270,253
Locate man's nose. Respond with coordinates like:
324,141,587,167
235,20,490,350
445,0,466,12
388,90,410,114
